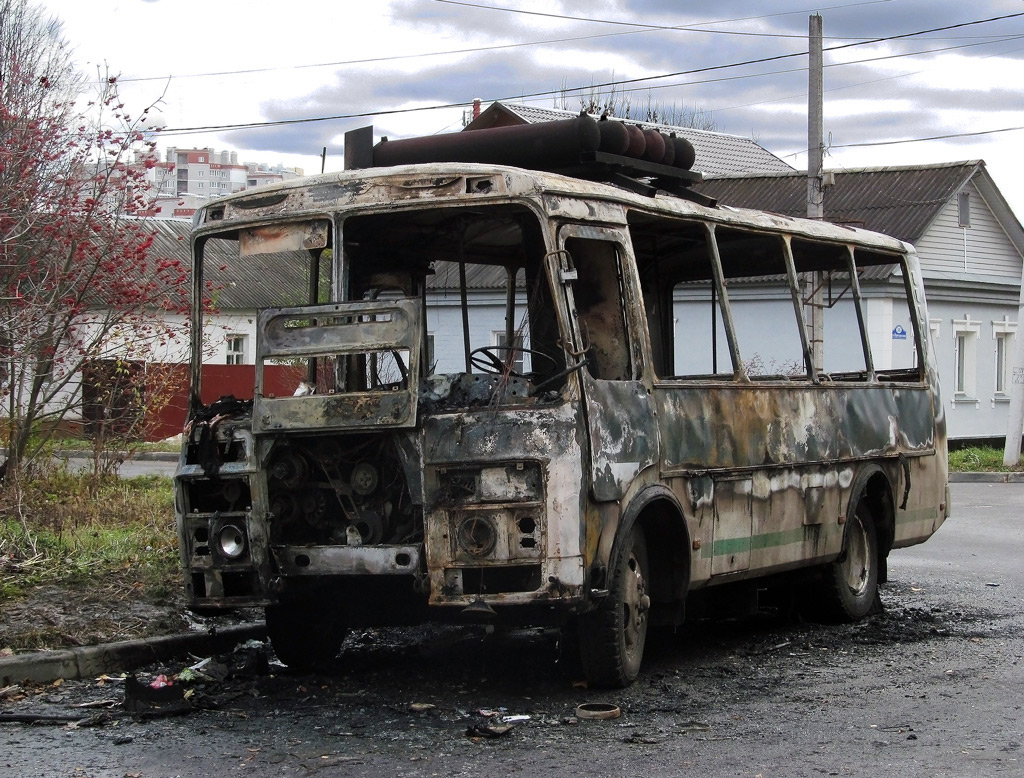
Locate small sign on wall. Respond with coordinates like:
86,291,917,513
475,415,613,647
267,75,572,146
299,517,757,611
892,324,907,340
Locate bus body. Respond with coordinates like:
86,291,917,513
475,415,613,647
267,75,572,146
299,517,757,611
175,132,948,686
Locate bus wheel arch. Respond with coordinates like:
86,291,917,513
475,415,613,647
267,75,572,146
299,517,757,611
630,487,692,622
821,465,894,621
578,487,690,687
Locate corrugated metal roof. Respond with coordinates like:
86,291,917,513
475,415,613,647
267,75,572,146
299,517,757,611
694,161,984,244
468,102,794,177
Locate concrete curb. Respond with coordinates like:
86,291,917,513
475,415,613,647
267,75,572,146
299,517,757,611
949,472,1024,483
0,623,266,687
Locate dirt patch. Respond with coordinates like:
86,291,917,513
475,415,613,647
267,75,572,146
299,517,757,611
0,573,250,652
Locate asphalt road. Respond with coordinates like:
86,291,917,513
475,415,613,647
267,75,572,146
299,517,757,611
58,453,177,479
3,482,1022,777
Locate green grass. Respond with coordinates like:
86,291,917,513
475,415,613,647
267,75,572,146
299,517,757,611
948,446,1024,473
0,446,1015,612
0,472,178,602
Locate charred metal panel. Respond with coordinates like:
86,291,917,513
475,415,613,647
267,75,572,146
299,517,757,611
253,299,421,433
420,403,587,606
711,479,752,574
239,221,328,256
256,391,415,433
656,382,939,581
584,378,659,500
272,544,421,576
656,384,934,474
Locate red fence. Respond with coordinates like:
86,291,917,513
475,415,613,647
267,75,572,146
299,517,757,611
144,363,302,441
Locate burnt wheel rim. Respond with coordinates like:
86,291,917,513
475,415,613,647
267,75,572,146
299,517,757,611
841,512,871,597
622,549,648,654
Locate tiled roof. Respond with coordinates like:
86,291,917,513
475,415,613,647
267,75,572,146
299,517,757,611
694,161,985,244
468,102,794,177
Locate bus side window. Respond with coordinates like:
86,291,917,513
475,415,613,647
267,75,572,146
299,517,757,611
630,215,732,379
564,237,632,381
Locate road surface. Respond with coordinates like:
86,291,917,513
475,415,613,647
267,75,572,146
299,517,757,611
3,482,1022,777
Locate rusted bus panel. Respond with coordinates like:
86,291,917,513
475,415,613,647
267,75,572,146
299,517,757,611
419,403,587,605
252,299,422,433
255,392,416,433
201,166,525,226
239,221,328,256
271,544,422,576
893,452,947,548
655,384,935,474
258,300,419,357
674,466,855,588
584,380,659,500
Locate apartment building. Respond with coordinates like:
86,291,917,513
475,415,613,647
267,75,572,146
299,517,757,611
138,147,303,218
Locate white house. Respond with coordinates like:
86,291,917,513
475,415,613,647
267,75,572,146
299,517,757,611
696,161,1024,441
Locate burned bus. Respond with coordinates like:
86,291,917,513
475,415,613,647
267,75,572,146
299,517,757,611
175,115,948,687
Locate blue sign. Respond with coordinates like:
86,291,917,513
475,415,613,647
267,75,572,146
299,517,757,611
892,325,907,340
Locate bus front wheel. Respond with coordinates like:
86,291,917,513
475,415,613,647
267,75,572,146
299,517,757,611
578,523,650,687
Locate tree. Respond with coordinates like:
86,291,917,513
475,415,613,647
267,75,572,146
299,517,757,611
0,0,189,493
556,82,718,131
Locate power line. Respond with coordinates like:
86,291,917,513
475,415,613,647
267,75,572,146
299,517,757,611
429,0,894,38
157,12,1024,136
112,28,655,85
593,34,1024,109
108,5,1023,86
831,125,1024,149
110,3,921,85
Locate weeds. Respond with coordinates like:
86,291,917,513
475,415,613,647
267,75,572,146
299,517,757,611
949,446,1024,472
0,467,177,604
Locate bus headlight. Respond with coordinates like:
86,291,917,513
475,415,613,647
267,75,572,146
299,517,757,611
457,516,497,556
216,524,247,559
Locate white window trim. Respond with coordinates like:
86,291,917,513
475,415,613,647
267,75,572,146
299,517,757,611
992,317,1017,399
225,334,247,365
493,331,527,374
952,316,980,403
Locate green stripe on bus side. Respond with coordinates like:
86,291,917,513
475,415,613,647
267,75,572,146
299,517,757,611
702,527,809,559
702,506,940,560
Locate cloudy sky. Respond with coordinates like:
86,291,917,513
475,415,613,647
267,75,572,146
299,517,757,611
39,0,1024,215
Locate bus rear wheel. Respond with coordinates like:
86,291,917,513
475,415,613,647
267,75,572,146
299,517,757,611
822,494,879,621
578,524,650,687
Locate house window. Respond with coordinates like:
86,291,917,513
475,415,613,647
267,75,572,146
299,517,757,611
226,334,247,365
426,333,436,373
958,191,971,228
494,332,525,374
952,316,980,399
993,317,1017,396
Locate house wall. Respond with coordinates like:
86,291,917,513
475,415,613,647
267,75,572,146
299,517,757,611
425,291,526,373
925,294,1019,439
916,183,1021,280
915,180,1024,440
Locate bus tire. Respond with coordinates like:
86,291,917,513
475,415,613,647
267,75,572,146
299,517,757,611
578,523,650,687
266,598,347,671
822,493,879,621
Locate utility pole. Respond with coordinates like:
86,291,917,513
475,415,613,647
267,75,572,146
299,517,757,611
1003,281,1024,465
806,13,825,373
